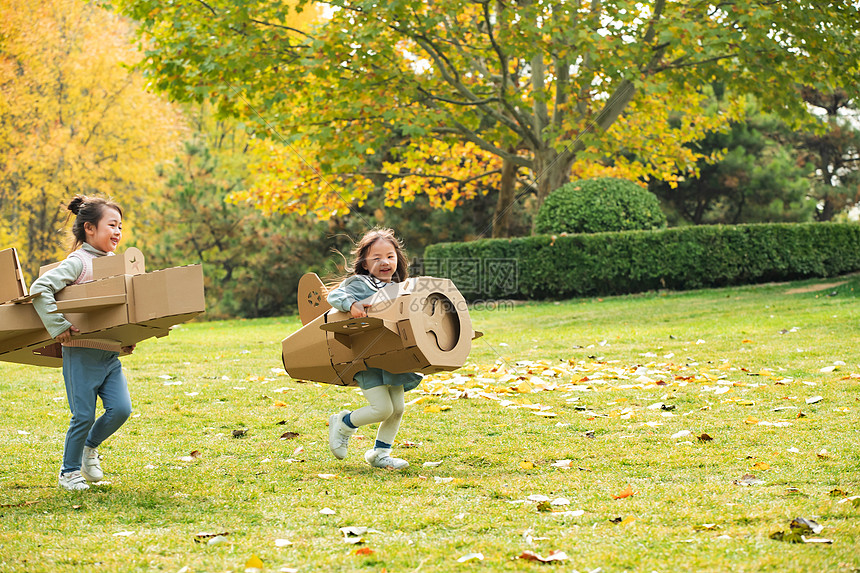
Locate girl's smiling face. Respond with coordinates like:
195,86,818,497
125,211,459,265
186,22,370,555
85,206,123,253
362,238,398,282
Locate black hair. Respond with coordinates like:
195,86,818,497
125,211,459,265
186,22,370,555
67,195,123,251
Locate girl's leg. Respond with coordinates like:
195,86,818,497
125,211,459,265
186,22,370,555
61,348,102,474
375,385,405,446
349,386,394,426
328,386,393,460
86,354,132,448
364,385,409,470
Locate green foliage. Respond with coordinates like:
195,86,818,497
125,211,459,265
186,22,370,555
650,96,816,225
425,223,860,300
131,137,333,319
534,178,667,234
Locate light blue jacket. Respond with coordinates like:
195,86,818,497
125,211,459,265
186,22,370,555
327,275,422,391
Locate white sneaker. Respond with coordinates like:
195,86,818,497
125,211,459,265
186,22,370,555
81,446,103,482
364,448,409,470
58,470,90,491
328,410,356,460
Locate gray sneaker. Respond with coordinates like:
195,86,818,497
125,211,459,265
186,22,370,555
81,446,103,482
58,470,90,491
328,410,356,460
364,448,409,470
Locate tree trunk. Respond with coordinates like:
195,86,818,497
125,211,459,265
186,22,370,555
533,147,568,208
492,158,517,238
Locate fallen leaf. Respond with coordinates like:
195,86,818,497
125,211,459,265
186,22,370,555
434,477,454,484
744,416,760,425
519,461,535,469
518,550,569,563
457,552,484,563
354,547,374,556
671,430,691,439
423,405,452,413
752,462,770,470
612,484,636,499
536,501,552,512
697,433,713,442
422,461,443,467
194,531,230,543
178,450,202,462
829,488,849,497
319,507,335,515
245,555,263,573
817,448,830,459
734,474,765,486
769,517,826,543
279,432,299,440
274,538,292,547
232,428,248,438
0,500,39,508
317,473,337,479
805,396,823,404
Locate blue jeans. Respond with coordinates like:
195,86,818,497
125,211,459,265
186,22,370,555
61,347,132,474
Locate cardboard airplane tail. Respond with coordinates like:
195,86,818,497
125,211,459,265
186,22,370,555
0,247,205,367
282,274,481,386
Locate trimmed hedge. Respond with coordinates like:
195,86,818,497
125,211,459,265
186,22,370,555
534,177,667,234
423,223,860,300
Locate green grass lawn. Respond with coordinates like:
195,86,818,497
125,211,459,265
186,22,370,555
1,275,858,572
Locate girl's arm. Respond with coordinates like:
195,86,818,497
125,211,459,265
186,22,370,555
327,276,375,317
29,258,84,339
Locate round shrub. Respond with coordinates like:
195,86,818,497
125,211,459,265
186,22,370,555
534,177,667,234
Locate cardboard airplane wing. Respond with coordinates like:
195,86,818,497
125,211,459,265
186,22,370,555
281,274,481,386
0,247,205,367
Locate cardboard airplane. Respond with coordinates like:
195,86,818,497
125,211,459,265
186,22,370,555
0,247,205,367
282,273,482,386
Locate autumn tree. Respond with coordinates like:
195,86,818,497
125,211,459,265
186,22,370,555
0,0,183,279
134,104,345,318
113,1,860,228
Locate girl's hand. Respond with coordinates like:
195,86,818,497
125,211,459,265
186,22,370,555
121,344,136,355
350,302,371,318
56,325,80,344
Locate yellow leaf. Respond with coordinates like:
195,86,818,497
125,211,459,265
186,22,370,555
752,462,770,470
744,416,759,424
244,554,263,572
618,516,637,526
516,380,533,393
519,461,534,469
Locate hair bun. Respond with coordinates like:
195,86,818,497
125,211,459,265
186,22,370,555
67,196,86,215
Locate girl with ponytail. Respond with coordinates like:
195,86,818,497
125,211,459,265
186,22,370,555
30,195,134,491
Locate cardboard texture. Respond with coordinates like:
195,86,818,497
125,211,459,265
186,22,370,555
0,247,204,367
0,248,27,304
282,273,481,386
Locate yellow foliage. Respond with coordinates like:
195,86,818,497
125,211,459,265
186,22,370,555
0,0,184,279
